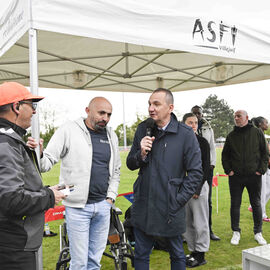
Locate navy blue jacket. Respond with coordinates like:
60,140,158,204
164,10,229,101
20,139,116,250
126,114,203,237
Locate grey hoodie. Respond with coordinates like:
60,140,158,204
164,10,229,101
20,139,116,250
40,117,121,207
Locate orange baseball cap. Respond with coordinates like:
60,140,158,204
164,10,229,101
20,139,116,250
0,82,44,106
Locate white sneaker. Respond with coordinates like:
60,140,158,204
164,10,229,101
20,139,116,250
254,233,267,245
231,231,240,245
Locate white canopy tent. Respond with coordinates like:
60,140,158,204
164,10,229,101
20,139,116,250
1,1,270,268
1,0,270,93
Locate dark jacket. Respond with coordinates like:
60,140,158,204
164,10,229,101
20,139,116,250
195,134,210,196
222,121,269,176
0,118,55,251
126,114,203,237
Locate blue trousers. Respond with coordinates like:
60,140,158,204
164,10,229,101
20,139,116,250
65,200,111,270
133,227,186,270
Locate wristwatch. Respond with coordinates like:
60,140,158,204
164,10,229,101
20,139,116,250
106,197,115,203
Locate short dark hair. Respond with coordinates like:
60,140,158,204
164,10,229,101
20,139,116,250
152,88,174,105
191,105,202,112
252,116,266,128
182,113,197,123
0,104,12,115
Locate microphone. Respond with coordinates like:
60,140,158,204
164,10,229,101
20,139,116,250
144,118,155,154
145,118,155,137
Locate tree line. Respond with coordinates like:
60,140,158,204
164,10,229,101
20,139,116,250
116,94,236,146
27,95,270,147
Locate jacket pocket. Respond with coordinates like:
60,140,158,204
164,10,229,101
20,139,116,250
168,177,184,219
0,219,27,249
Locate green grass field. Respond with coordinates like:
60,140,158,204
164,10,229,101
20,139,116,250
42,148,270,270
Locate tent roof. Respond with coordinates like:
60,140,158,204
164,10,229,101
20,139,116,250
1,0,270,92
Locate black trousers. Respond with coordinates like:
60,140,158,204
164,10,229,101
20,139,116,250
229,174,262,234
0,248,36,270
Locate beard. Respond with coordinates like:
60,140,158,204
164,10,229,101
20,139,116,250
94,121,107,132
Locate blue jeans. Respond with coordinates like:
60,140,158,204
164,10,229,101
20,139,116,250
133,227,186,270
65,200,111,270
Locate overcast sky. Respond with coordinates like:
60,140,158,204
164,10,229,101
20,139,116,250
38,78,270,131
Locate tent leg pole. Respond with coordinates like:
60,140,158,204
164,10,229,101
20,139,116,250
29,28,40,158
122,92,127,150
29,27,43,270
217,186,218,214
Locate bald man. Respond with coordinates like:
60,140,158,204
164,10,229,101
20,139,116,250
222,110,269,246
38,97,121,270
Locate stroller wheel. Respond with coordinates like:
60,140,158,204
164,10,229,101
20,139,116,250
56,247,70,270
120,261,127,270
114,258,127,270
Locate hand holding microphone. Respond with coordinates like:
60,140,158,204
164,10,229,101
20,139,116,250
141,118,155,158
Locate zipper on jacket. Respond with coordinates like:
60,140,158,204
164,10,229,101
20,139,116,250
31,152,42,177
163,142,167,162
242,133,246,174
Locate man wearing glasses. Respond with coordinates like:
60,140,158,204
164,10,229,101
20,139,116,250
0,82,65,270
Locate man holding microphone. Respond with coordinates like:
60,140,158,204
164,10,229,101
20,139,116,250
127,88,202,270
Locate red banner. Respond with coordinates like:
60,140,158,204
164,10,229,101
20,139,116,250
212,174,228,187
45,205,65,222
212,176,218,187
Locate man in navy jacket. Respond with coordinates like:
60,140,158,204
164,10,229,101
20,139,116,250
127,88,203,270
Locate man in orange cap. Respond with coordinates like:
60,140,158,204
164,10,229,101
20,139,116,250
0,82,66,270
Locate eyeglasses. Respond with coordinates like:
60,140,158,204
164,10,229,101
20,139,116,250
19,101,38,110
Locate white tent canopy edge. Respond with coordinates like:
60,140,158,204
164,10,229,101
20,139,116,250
1,1,270,269
1,0,270,94
2,0,270,63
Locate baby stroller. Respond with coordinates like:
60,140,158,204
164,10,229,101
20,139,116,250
55,204,134,270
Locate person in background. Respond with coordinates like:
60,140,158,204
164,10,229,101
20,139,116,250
222,110,269,246
0,82,65,270
248,117,270,222
127,88,202,270
28,97,121,270
182,113,210,268
191,105,220,241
